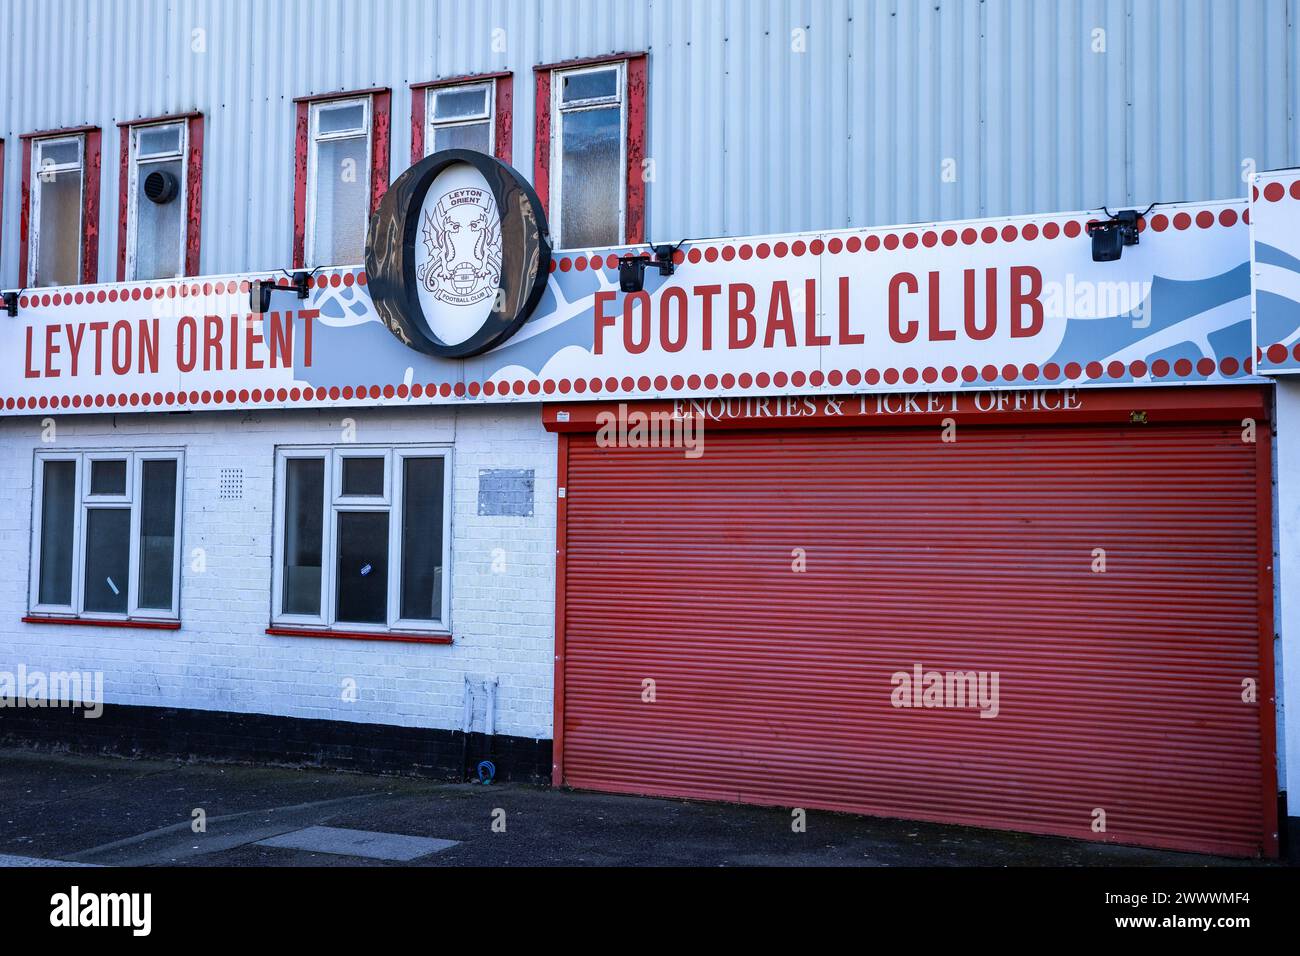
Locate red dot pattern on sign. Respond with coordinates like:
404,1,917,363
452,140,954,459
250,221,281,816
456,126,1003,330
13,347,1262,412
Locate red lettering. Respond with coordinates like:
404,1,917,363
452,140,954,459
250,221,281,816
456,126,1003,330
267,312,291,368
761,282,794,348
837,276,863,345
177,316,197,372
244,315,265,370
659,287,688,353
694,285,719,351
227,314,239,370
24,327,39,378
64,324,85,376
203,315,223,371
964,268,996,341
593,290,617,355
44,325,61,377
111,321,132,375
623,291,651,354
804,278,829,346
889,272,919,343
927,271,955,341
730,283,757,349
89,323,108,374
299,309,317,366
139,319,159,374
1010,266,1043,338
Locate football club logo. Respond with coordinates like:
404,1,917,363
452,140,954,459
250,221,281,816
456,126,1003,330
417,186,502,307
366,148,551,359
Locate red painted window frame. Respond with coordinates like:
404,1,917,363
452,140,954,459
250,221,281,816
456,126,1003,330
115,112,205,281
23,615,181,631
534,52,647,247
291,87,391,269
19,124,102,286
410,72,513,165
266,625,452,646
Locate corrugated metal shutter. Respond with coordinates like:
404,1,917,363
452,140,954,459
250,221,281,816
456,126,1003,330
560,422,1270,856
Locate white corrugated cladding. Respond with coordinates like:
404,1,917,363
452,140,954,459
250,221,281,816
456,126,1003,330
0,0,1293,284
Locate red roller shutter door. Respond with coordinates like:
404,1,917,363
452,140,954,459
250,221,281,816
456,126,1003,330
557,415,1275,856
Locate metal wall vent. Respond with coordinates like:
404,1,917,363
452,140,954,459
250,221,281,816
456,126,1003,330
219,467,244,500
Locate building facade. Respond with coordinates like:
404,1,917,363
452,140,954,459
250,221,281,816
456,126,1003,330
1,0,1299,857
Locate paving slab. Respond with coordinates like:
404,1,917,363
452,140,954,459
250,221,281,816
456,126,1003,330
255,826,458,861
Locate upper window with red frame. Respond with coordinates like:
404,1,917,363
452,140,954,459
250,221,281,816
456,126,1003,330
24,131,98,287
295,90,391,269
425,81,496,155
121,118,202,280
411,73,512,167
537,55,646,250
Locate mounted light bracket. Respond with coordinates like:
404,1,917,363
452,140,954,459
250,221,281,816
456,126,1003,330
617,240,686,293
1086,209,1141,262
250,271,313,314
1,290,20,317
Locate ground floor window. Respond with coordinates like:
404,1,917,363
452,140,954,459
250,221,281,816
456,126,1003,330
30,450,183,620
272,447,450,633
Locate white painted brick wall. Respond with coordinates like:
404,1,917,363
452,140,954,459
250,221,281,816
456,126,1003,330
0,404,557,740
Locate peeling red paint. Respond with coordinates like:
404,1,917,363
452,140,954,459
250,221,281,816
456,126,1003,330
533,70,552,220
115,125,130,281
494,74,513,166
370,89,391,213
410,84,426,164
292,100,309,269
81,129,102,284
624,54,648,244
185,115,204,276
18,137,31,284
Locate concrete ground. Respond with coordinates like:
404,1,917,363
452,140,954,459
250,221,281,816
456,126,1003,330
0,747,1286,867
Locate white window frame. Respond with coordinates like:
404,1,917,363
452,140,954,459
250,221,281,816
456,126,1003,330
271,445,452,634
304,96,372,268
29,449,185,622
27,134,85,287
425,80,495,157
125,120,189,281
549,60,628,250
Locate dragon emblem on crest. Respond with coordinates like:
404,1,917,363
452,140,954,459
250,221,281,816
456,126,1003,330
415,186,502,307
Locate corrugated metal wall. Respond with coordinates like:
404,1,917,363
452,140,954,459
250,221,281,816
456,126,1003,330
0,0,1293,285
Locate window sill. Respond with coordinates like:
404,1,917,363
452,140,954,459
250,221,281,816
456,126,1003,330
266,626,453,645
23,615,181,631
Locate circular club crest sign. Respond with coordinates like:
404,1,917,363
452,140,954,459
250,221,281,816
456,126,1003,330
366,149,551,358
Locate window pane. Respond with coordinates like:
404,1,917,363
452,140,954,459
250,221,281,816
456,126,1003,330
138,459,177,610
317,102,365,134
137,124,182,157
37,460,76,606
34,168,82,286
562,68,618,102
310,134,368,266
133,157,185,279
400,457,445,622
559,106,621,248
431,121,491,155
433,86,488,119
341,457,385,496
282,458,324,615
38,140,80,167
89,459,127,495
335,512,388,625
84,508,130,614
